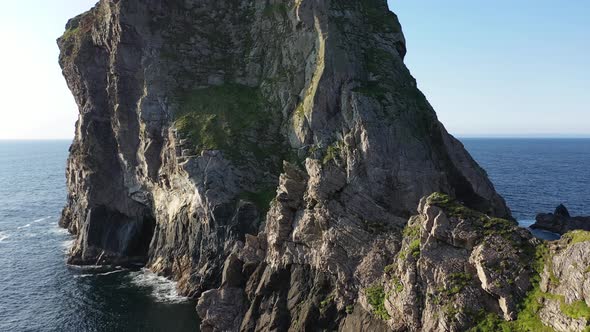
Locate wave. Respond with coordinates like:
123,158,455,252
32,216,52,224
66,264,124,272
0,232,9,242
50,227,69,235
129,269,188,303
17,223,31,229
61,239,74,253
73,269,127,279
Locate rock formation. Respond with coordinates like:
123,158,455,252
56,0,590,331
536,231,590,331
532,205,590,235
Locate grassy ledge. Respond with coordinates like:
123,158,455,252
365,284,390,320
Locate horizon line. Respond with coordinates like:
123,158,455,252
1,135,590,141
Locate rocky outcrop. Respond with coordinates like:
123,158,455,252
57,0,526,330
532,205,590,235
534,231,590,332
375,193,535,331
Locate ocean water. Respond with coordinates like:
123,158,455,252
462,138,590,239
0,141,199,332
0,139,588,331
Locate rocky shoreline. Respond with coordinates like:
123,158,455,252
532,204,590,235
57,1,590,331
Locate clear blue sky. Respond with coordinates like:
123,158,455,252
0,1,587,139
390,0,589,137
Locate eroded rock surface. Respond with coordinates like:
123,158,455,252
57,0,532,331
378,193,535,331
536,231,590,332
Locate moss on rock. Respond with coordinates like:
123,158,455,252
427,192,517,237
365,284,390,320
469,244,555,332
563,230,590,245
173,83,289,172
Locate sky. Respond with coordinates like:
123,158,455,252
390,0,589,137
0,1,587,139
0,0,97,140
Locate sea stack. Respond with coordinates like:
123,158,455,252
57,1,589,331
532,204,590,235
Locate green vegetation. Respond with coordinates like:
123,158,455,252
427,192,482,219
384,264,396,275
559,297,590,320
365,47,396,76
469,312,520,332
469,244,556,332
384,265,404,293
408,239,421,259
363,220,391,234
470,284,555,332
61,27,80,41
391,276,404,293
402,225,420,238
352,81,389,102
547,260,559,287
440,273,472,297
174,84,263,151
365,284,390,320
398,239,420,260
443,304,462,321
239,189,276,215
323,140,345,165
173,84,287,170
398,223,421,260
263,3,288,18
345,305,354,314
319,294,335,312
358,0,401,33
427,192,517,237
481,217,516,237
563,230,590,245
59,10,97,59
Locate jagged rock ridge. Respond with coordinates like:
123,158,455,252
56,0,590,331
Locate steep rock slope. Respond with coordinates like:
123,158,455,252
536,231,590,331
57,0,519,330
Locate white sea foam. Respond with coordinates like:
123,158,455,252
129,269,188,303
17,223,31,229
0,232,9,242
73,269,126,279
32,216,52,224
67,264,108,271
99,269,126,276
61,239,74,253
50,227,69,235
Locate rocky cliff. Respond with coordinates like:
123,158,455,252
56,0,585,331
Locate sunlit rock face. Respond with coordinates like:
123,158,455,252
57,0,523,330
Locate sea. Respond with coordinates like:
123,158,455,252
0,141,199,332
0,138,588,331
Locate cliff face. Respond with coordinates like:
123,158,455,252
536,232,590,332
57,0,524,330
